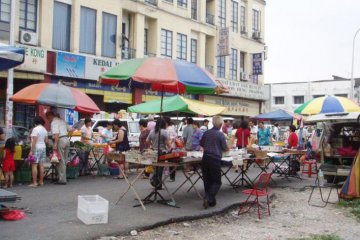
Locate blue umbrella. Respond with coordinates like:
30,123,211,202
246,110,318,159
0,43,25,71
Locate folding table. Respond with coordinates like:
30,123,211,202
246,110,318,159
88,144,107,174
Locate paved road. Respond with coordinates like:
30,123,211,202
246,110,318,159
0,165,313,240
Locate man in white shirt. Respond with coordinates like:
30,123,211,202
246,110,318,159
273,122,280,141
46,111,71,185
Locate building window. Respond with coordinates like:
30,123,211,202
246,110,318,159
252,9,260,32
274,96,284,105
218,0,226,27
144,28,148,55
102,12,117,58
20,0,38,32
293,96,304,104
177,33,187,60
52,1,71,51
191,0,197,20
240,52,245,73
217,56,225,78
335,94,348,98
0,0,10,23
313,95,324,99
161,29,172,57
177,0,187,8
79,7,96,54
230,48,238,80
240,6,246,30
190,38,197,63
231,1,238,32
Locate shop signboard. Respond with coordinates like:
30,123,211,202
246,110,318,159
141,90,194,102
85,56,119,80
217,27,230,56
252,53,263,75
56,52,85,78
15,44,47,73
204,95,260,116
218,79,266,100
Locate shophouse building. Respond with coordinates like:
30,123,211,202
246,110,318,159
0,0,267,127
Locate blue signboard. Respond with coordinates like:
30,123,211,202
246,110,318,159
56,52,86,78
252,53,263,75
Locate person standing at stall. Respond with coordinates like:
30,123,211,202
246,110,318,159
288,125,299,149
200,119,209,133
249,121,258,146
109,119,130,179
182,117,194,151
147,118,171,189
273,122,280,142
46,111,71,185
200,116,229,209
257,121,272,146
191,121,203,151
29,116,48,187
80,118,93,144
236,120,250,149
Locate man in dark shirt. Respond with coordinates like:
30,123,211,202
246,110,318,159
200,115,229,209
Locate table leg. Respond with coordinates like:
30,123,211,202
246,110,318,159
173,169,203,200
116,168,146,211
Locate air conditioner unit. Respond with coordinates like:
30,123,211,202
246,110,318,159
19,30,38,46
252,31,261,40
240,72,248,81
240,26,247,34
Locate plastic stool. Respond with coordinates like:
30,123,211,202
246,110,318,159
301,160,317,177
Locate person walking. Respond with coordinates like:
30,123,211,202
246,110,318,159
200,116,229,209
29,116,48,187
46,111,71,185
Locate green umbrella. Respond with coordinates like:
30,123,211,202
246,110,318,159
128,95,226,116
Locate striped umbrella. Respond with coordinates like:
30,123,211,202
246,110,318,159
294,95,360,115
100,58,226,94
11,83,100,114
0,43,25,71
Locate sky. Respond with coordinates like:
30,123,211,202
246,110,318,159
265,0,360,83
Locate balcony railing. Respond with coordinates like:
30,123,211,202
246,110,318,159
206,13,214,25
122,47,136,60
145,0,158,6
145,52,157,57
205,65,214,73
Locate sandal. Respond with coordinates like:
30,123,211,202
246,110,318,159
29,184,38,188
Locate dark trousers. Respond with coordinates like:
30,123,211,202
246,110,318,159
201,155,222,205
152,167,163,189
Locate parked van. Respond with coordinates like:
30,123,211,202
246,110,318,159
305,112,360,182
70,118,140,147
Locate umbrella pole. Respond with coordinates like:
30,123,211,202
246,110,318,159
157,86,165,161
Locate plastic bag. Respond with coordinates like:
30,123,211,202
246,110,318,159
50,150,60,163
1,210,26,221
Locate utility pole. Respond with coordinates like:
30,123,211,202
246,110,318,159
5,0,16,138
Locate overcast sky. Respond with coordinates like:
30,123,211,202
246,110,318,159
264,0,360,83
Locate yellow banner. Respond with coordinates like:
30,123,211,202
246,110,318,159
142,95,161,102
85,89,104,95
104,91,132,104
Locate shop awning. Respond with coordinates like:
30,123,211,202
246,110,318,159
103,91,132,104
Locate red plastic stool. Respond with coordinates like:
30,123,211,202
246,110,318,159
301,160,318,177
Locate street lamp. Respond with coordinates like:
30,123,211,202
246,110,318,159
350,28,360,101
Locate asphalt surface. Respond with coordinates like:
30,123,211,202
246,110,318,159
0,165,314,240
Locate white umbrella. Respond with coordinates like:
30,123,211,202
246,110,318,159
0,43,25,71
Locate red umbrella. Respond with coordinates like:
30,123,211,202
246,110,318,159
11,83,100,114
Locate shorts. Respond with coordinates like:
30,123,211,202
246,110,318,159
34,148,47,164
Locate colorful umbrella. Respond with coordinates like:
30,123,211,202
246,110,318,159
128,95,226,116
340,151,360,199
0,43,25,71
100,58,226,94
294,96,360,115
11,83,100,114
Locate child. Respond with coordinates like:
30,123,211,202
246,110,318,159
2,138,16,188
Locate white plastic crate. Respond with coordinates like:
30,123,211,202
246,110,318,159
77,195,109,225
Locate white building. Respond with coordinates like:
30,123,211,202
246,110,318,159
265,76,357,113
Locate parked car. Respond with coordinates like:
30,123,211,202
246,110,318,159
0,125,30,144
305,112,360,182
70,118,140,147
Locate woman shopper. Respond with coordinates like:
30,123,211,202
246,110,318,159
146,118,171,189
2,138,16,188
109,119,130,179
235,120,250,149
29,116,48,187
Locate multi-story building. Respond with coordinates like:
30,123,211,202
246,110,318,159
265,76,360,113
0,0,267,127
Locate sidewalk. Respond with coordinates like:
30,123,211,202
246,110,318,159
0,167,314,240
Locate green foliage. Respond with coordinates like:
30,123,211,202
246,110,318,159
338,199,360,221
73,141,92,152
290,234,341,240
